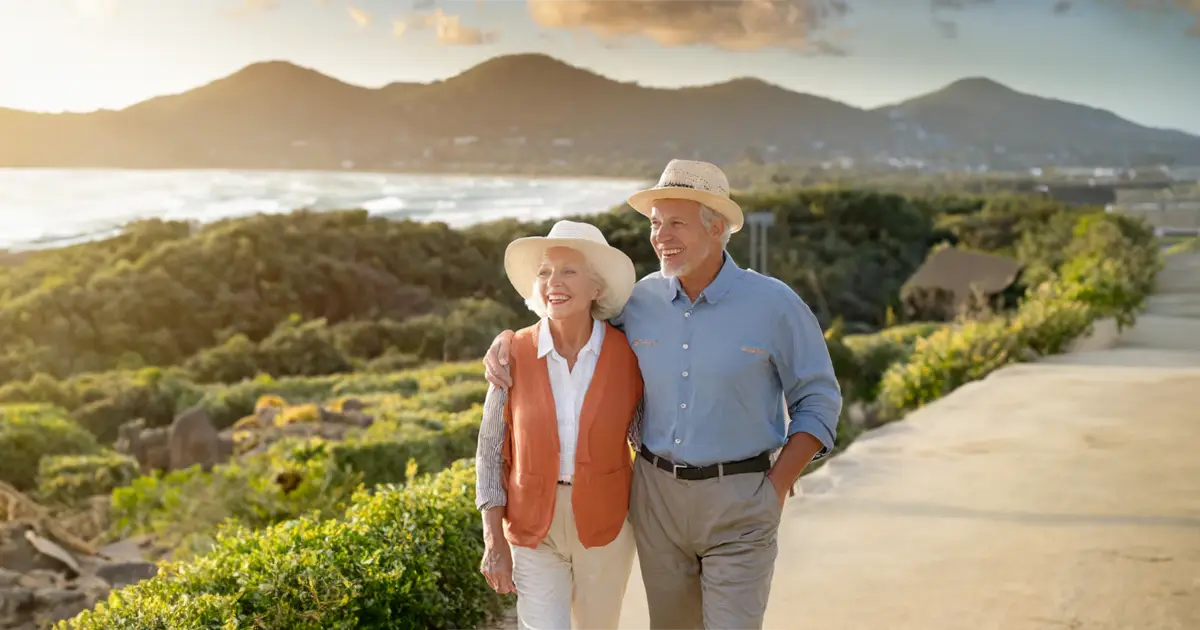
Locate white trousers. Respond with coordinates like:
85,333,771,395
510,484,636,630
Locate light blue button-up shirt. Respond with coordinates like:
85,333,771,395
611,253,842,467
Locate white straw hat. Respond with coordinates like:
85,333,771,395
628,159,744,233
504,220,636,315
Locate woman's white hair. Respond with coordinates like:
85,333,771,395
525,255,618,320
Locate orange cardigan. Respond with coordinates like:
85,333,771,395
501,320,643,549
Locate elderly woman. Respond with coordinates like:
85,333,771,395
475,219,643,630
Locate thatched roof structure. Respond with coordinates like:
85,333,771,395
901,247,1023,308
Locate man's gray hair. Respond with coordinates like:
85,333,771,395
699,204,732,248
525,257,619,320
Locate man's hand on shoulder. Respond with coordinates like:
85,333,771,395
484,330,515,389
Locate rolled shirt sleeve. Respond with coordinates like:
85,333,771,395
774,290,843,460
475,384,509,511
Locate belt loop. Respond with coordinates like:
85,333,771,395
718,462,725,479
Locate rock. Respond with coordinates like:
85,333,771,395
344,412,375,428
94,561,157,588
0,524,69,574
339,398,366,412
256,406,280,425
119,421,172,473
169,406,221,472
0,586,35,624
23,530,79,576
33,588,87,623
16,569,61,590
96,536,153,564
0,568,20,587
0,537,157,627
73,574,111,603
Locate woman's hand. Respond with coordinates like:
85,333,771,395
480,539,517,595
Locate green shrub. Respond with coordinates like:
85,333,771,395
62,461,507,630
36,451,140,506
0,367,203,442
877,212,1160,419
1166,236,1200,255
876,316,1020,415
108,389,485,554
0,404,103,491
108,437,361,556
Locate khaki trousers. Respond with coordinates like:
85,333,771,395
511,484,636,630
629,454,784,629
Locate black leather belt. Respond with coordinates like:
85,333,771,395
639,445,771,481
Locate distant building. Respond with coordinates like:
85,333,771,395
1036,184,1117,206
901,247,1024,321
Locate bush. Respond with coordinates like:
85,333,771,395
0,404,103,491
877,212,1160,419
108,437,362,556
62,461,507,630
107,382,486,554
1165,236,1200,255
36,451,140,506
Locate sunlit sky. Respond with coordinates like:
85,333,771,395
1,0,1198,134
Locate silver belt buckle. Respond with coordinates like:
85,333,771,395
672,462,685,478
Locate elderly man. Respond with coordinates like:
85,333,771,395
483,159,842,630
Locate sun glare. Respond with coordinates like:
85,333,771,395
73,0,117,18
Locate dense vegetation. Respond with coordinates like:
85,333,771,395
0,187,1099,389
0,185,1164,629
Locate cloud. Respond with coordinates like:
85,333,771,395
927,0,992,38
347,5,371,27
1120,0,1200,35
929,0,1200,37
398,8,498,45
524,0,851,53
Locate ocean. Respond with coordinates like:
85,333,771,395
0,168,651,251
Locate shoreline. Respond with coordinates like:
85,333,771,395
0,164,657,185
0,167,653,255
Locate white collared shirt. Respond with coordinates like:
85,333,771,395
537,317,605,482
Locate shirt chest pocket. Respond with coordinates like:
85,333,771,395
708,337,773,389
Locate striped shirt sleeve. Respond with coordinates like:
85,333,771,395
627,396,644,452
475,384,509,511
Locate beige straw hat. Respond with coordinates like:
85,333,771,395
504,220,636,315
627,159,744,233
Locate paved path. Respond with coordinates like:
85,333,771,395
617,252,1200,630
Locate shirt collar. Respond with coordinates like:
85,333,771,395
664,252,744,305
537,317,605,359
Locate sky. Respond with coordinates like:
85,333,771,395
1,0,1197,134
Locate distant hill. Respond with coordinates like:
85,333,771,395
1,54,1197,175
876,77,1200,169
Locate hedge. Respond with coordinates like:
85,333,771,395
108,402,486,555
877,212,1161,417
59,460,508,630
36,451,140,507
0,404,103,491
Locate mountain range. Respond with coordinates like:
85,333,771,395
2,53,1198,175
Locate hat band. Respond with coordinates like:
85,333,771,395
656,180,731,196
660,181,697,190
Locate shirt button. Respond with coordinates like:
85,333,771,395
682,371,688,377
680,403,687,409
682,344,689,350
684,312,691,318
675,439,681,444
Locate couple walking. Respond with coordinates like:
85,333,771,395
474,159,843,629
